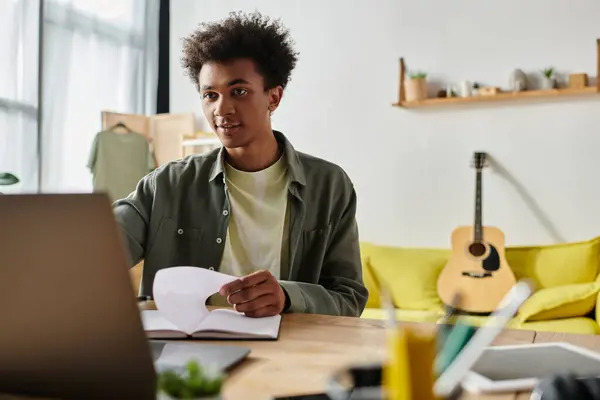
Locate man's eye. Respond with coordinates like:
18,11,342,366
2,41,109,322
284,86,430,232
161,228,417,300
203,92,217,100
232,88,247,96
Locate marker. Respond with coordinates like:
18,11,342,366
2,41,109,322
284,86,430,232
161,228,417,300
437,293,462,343
436,293,463,363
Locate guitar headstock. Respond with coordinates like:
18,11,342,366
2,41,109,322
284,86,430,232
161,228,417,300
471,152,489,170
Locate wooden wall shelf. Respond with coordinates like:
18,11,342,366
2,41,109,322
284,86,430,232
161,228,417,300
394,86,598,108
395,38,600,109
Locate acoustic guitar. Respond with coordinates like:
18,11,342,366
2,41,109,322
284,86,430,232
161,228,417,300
437,152,516,314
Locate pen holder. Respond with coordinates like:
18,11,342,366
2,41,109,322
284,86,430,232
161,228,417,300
383,325,439,400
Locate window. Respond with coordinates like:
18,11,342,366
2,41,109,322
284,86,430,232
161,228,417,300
41,0,159,193
49,0,138,27
0,0,159,193
0,0,40,193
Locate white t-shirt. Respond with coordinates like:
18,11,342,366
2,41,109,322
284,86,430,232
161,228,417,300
210,153,290,306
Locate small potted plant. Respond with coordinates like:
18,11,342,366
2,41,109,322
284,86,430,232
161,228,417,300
157,360,224,400
405,70,428,101
0,172,19,194
0,172,19,186
541,67,557,89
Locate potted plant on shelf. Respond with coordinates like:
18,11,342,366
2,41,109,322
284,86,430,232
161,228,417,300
0,172,19,194
157,360,224,400
405,70,428,101
541,67,557,89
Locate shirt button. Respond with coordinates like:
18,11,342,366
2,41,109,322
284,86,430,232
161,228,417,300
177,229,184,235
216,238,222,244
222,210,229,216
209,267,215,271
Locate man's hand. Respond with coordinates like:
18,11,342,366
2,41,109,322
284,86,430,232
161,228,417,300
219,270,287,318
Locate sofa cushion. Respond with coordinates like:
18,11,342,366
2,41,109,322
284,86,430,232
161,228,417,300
517,282,600,322
517,317,600,335
361,243,450,311
360,309,599,335
505,236,600,289
456,316,599,335
596,291,600,325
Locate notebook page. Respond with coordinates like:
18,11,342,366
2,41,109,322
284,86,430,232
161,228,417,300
198,309,281,338
153,267,238,335
141,310,181,332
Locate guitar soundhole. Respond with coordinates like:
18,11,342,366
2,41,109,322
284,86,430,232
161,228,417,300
469,242,486,257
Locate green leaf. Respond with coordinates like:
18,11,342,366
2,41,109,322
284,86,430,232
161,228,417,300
0,173,19,186
158,371,185,398
408,70,427,80
186,359,202,378
186,376,205,394
542,67,554,78
157,360,223,398
202,377,223,395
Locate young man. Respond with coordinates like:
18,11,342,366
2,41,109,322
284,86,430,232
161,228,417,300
113,11,368,318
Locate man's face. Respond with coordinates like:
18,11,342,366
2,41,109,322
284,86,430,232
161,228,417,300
198,58,282,149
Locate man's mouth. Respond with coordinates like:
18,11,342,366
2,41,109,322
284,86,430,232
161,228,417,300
216,123,242,135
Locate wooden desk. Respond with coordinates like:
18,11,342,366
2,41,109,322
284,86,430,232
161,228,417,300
4,308,600,400
184,312,595,400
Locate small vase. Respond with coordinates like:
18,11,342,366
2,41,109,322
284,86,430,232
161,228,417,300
541,77,556,89
404,78,427,101
459,81,472,97
509,69,528,91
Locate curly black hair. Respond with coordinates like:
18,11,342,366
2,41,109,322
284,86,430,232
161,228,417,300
181,11,299,91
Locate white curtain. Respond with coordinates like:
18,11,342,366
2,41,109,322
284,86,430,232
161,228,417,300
41,0,160,193
0,0,40,194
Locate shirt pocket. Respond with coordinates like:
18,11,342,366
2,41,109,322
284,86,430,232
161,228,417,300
146,216,204,269
299,223,332,281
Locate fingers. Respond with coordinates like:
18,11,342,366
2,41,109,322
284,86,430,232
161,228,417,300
227,282,273,305
217,270,286,317
234,293,277,314
219,270,270,297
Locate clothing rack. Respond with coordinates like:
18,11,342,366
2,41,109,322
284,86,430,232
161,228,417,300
100,111,218,166
101,111,151,140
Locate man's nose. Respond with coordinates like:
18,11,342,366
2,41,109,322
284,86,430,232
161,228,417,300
214,97,235,116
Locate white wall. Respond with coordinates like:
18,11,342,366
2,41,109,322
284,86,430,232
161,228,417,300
170,0,600,248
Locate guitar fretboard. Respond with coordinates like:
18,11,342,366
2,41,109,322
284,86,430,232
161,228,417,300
474,169,483,241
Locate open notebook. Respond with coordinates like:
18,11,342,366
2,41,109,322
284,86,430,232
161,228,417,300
145,266,283,340
142,308,282,340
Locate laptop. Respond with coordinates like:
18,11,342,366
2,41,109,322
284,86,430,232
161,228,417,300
0,193,250,399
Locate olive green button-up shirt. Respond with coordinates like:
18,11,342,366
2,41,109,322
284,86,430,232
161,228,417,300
113,131,368,317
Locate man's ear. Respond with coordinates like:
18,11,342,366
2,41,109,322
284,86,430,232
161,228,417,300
267,86,283,113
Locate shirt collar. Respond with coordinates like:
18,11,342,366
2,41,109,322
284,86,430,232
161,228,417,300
208,130,306,186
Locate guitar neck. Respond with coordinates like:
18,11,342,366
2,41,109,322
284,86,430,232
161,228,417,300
474,170,483,241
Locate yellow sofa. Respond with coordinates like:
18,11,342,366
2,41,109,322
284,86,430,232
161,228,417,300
359,237,600,335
